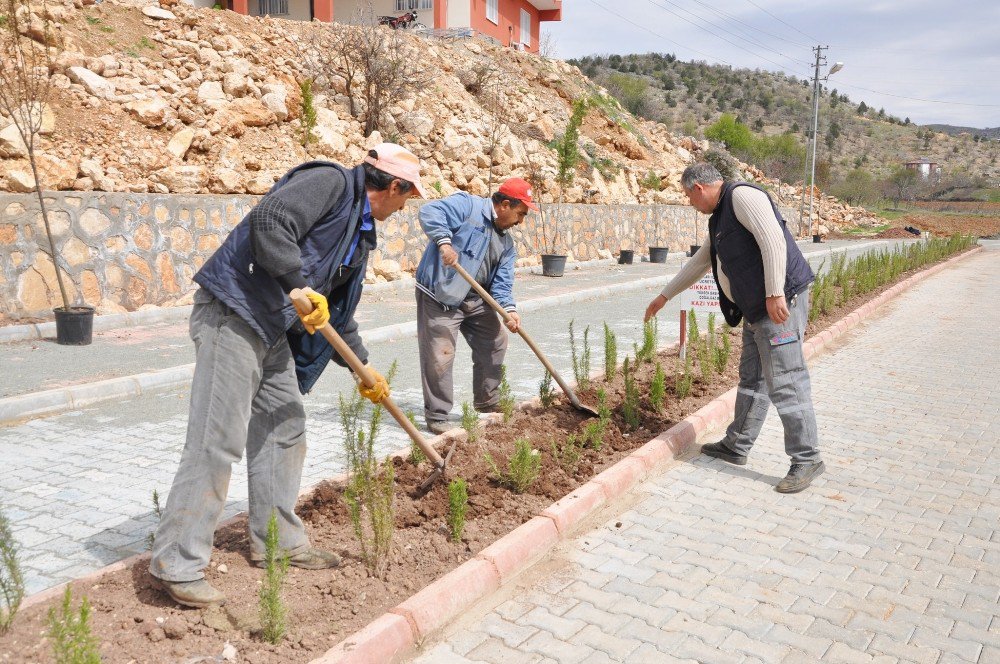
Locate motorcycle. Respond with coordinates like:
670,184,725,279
377,10,421,29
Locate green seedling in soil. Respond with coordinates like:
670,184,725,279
447,478,468,542
145,488,162,550
713,325,732,374
0,504,24,634
406,410,426,463
698,328,713,382
581,388,610,449
676,351,694,400
461,401,479,444
551,434,582,472
341,362,398,578
498,365,515,422
569,320,591,389
650,362,666,411
47,588,100,664
687,308,700,354
621,356,641,430
539,369,555,407
636,317,658,363
485,438,541,494
603,322,617,380
259,509,289,645
300,78,317,147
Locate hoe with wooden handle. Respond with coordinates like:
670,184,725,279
289,289,456,491
449,262,599,417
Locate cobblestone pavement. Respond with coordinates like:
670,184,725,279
0,240,903,596
411,243,1000,664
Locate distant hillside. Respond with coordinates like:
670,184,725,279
926,125,1000,140
570,53,1000,191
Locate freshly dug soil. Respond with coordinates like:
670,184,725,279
0,248,976,663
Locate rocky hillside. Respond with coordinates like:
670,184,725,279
0,0,880,230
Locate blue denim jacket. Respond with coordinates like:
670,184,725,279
415,192,517,311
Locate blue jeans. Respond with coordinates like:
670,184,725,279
723,291,821,464
149,291,310,582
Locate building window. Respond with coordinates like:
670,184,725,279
520,9,531,47
395,0,432,10
257,0,288,15
486,0,498,24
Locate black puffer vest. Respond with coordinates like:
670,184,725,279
708,182,814,326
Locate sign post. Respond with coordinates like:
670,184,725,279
679,274,721,359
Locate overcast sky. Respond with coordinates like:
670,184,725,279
545,0,1000,129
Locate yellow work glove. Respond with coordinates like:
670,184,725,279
299,291,329,334
358,365,390,404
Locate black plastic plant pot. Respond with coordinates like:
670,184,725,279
648,247,669,263
813,234,823,243
689,244,701,257
618,249,634,265
541,254,567,277
54,305,95,346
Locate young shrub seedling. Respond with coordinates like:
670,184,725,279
676,351,694,400
603,322,617,380
569,320,591,389
650,362,666,411
406,410,427,463
581,388,611,449
47,588,100,664
636,317,658,363
341,362,398,578
259,509,289,645
0,505,24,634
461,401,479,444
539,369,555,407
145,488,163,550
551,434,582,472
498,365,515,422
713,324,732,374
447,478,468,543
485,438,541,494
621,357,641,430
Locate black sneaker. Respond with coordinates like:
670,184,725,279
775,461,826,493
701,441,747,466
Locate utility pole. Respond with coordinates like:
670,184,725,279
801,45,827,241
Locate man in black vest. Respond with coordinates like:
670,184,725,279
149,144,425,608
645,162,824,494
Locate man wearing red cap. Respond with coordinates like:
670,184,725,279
149,144,424,608
415,178,537,434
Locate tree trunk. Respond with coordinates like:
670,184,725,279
27,149,71,310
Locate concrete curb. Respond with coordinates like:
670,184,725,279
0,274,668,426
311,244,982,664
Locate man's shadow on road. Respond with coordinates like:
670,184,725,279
680,445,784,489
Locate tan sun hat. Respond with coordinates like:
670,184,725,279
363,143,428,198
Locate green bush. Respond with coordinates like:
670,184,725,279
0,505,24,634
569,320,591,389
498,365,515,422
300,79,317,147
447,479,468,542
538,369,555,407
259,510,289,644
581,388,610,450
461,401,479,444
676,352,694,400
550,434,582,472
485,439,541,494
650,362,666,411
621,357,640,430
47,588,100,664
603,322,617,380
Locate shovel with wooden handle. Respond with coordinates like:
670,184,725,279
289,289,456,491
449,262,599,417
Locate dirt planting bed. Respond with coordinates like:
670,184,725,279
0,248,979,663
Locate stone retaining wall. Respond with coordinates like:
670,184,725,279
0,192,802,319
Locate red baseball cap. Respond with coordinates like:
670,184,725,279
498,177,540,211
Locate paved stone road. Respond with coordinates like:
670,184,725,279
0,240,906,597
411,243,1000,664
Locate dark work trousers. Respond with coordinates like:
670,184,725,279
722,291,821,464
416,288,508,423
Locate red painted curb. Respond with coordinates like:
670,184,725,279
476,516,560,582
539,482,607,535
312,613,414,664
590,457,648,501
389,558,500,641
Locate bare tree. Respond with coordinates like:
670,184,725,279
477,65,513,195
300,4,430,138
538,31,558,59
0,0,70,310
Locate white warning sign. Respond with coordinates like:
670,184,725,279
680,274,721,313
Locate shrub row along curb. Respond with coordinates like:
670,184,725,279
16,246,978,655
310,245,982,664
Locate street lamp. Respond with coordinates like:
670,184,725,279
801,47,844,242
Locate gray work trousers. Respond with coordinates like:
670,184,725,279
149,291,310,583
722,291,821,464
416,288,508,423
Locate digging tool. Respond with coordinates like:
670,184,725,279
289,289,456,491
449,262,600,417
